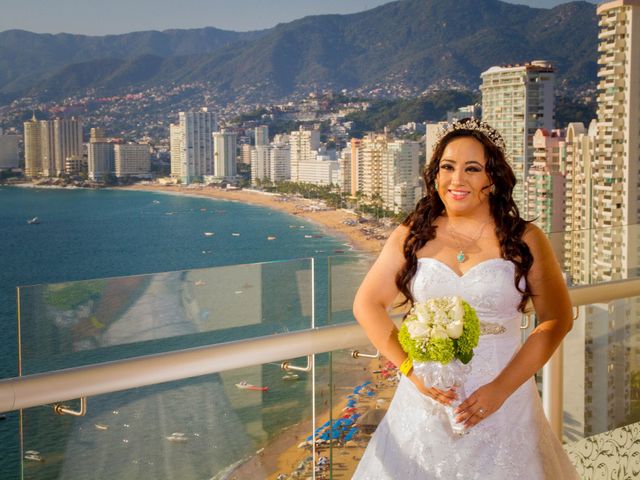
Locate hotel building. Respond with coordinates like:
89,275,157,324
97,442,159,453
480,61,555,211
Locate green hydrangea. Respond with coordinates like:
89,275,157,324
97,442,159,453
398,297,481,365
454,301,480,364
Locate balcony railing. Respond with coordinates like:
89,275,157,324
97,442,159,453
1,250,640,479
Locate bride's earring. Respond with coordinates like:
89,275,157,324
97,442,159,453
434,179,439,191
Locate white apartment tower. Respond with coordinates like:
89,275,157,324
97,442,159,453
592,0,640,282
53,118,83,175
289,126,320,182
270,143,291,182
480,62,555,211
352,135,421,213
169,123,182,179
178,110,217,184
255,125,269,146
213,130,237,180
381,140,421,213
563,121,598,285
251,145,270,186
114,144,151,178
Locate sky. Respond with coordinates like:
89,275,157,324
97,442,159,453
0,0,599,36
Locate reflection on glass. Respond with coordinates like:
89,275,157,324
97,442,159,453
563,297,640,443
18,259,313,373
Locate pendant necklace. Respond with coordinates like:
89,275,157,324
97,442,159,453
447,219,491,263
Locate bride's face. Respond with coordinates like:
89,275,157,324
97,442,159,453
435,136,492,218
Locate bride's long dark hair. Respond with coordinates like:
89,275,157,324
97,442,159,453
396,119,533,313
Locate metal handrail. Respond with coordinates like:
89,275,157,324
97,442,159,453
1,277,639,415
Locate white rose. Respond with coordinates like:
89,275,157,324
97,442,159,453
431,325,449,339
446,320,464,339
414,303,432,324
407,320,431,339
450,297,465,323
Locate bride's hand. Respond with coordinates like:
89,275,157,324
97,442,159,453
454,382,508,428
409,374,457,406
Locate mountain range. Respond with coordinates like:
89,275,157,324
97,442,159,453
0,0,599,103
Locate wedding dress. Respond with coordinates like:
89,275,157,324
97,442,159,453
352,257,579,479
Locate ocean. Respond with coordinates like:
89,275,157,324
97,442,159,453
0,186,368,479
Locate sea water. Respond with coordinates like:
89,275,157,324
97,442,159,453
0,186,366,479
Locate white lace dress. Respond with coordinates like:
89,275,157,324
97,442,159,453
352,258,579,480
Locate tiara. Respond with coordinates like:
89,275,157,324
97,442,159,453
435,118,507,154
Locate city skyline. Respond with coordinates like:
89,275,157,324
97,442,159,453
1,0,597,36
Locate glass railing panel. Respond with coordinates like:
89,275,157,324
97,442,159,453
563,295,640,442
548,224,640,287
327,254,375,326
17,258,313,374
20,360,316,480
318,254,396,478
562,295,640,475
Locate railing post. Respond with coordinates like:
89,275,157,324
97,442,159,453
542,342,564,440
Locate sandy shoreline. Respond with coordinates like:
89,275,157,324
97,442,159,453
120,184,394,255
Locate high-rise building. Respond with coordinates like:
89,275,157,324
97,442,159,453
255,125,269,146
114,144,151,178
480,61,555,210
213,130,237,180
53,118,83,175
591,0,640,282
0,135,19,170
24,115,42,177
88,142,114,181
39,120,56,177
338,149,352,194
525,129,566,245
251,145,270,186
269,143,290,182
563,121,598,285
169,123,182,179
381,140,421,213
241,144,253,165
178,110,217,184
289,127,320,182
352,134,421,212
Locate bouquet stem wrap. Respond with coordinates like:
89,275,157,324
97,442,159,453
413,359,471,435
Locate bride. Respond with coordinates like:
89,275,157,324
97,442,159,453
352,118,578,479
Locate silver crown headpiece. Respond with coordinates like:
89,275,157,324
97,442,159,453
435,118,507,155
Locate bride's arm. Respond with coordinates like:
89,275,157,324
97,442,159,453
353,224,456,405
456,224,573,427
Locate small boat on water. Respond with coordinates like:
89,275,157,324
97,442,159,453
282,374,300,381
94,423,109,431
27,217,40,225
232,233,241,237
304,235,313,238
235,381,268,391
267,236,276,240
204,232,215,237
166,432,189,443
24,450,44,462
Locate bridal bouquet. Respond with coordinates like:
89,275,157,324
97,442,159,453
398,296,480,434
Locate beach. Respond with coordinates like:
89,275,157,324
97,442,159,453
121,184,394,256
121,183,401,479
